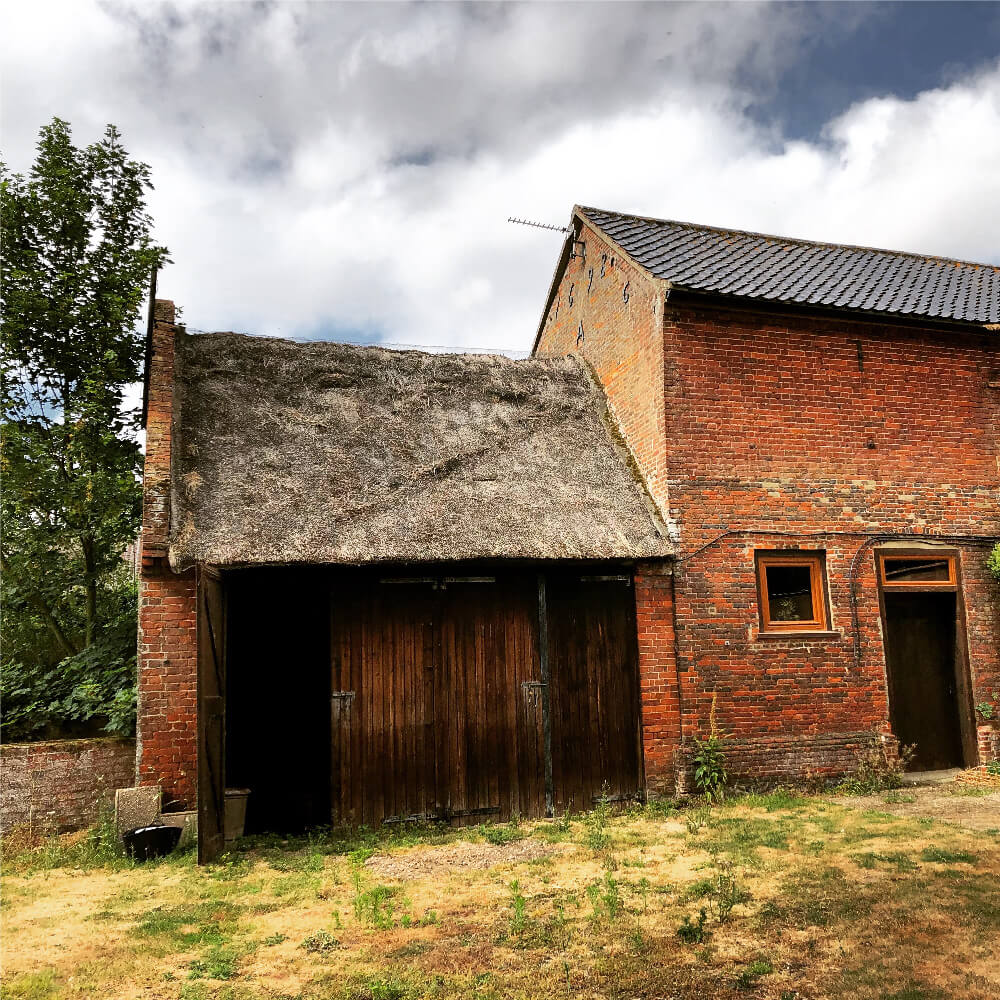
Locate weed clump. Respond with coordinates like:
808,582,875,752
708,862,743,924
677,908,708,943
838,741,915,795
353,882,400,928
584,794,612,853
736,958,773,989
507,879,528,936
920,846,978,865
692,691,728,803
479,820,525,846
300,930,339,954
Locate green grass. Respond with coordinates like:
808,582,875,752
0,968,59,1000
920,846,978,865
850,850,918,872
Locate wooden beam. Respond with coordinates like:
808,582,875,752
537,573,554,817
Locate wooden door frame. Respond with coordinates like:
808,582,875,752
536,573,555,818
874,547,978,768
197,564,228,863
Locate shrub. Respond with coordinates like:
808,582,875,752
1,578,138,741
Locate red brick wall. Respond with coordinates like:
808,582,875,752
0,738,135,834
633,563,681,793
535,222,673,519
664,300,999,777
536,228,1000,784
137,300,199,808
137,568,197,806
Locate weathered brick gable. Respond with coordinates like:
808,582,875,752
535,222,672,522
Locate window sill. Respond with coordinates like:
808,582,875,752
754,630,842,642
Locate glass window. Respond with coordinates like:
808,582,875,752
879,555,956,588
756,553,827,632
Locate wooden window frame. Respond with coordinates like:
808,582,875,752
878,552,957,591
755,552,828,633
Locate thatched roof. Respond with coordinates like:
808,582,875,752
168,331,674,570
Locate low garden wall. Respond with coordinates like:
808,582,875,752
0,737,136,835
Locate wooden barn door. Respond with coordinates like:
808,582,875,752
547,572,643,812
330,572,547,826
330,580,437,826
438,578,545,822
197,566,227,863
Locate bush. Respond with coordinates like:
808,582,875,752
676,908,708,943
1,578,137,741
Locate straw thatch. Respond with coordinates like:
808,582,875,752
168,331,673,569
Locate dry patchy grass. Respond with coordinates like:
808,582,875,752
1,786,997,1000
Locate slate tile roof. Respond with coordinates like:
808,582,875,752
579,207,999,325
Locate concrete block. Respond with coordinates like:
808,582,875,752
115,785,160,838
160,809,197,848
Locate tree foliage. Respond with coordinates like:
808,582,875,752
1,118,168,740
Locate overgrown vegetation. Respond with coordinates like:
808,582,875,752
987,542,1000,580
1,117,168,741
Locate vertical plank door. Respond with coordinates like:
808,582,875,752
547,573,643,812
330,578,437,826
437,576,545,822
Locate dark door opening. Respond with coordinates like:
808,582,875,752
225,569,331,835
883,591,964,771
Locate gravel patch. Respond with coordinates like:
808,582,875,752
365,837,570,880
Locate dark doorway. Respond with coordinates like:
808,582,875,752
226,569,331,835
883,592,964,771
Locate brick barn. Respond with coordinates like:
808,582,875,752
137,210,999,862
138,307,673,860
533,206,1000,790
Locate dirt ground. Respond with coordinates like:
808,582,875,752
366,838,571,881
2,781,998,1001
835,773,1000,831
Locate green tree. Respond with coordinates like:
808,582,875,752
1,117,168,739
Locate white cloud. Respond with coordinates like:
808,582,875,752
1,2,997,353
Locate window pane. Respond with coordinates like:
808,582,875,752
883,558,951,583
765,564,815,621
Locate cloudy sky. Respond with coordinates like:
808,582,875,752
2,0,998,352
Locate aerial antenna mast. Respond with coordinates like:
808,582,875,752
507,216,572,234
